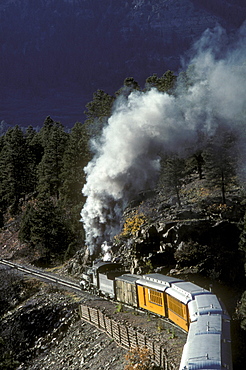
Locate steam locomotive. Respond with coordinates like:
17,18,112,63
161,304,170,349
80,260,233,370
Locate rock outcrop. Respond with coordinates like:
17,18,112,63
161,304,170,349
111,188,245,283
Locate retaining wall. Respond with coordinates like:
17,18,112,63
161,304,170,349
79,304,177,369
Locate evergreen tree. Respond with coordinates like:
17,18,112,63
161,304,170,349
0,209,3,228
159,154,186,206
84,90,115,138
0,126,29,213
23,126,40,195
25,125,42,165
239,212,246,267
115,77,140,97
37,119,68,200
185,151,205,180
84,90,115,122
145,70,177,93
123,77,140,90
19,199,72,261
238,291,246,331
0,135,4,151
60,121,91,206
0,136,4,214
193,152,204,180
59,121,91,251
203,128,238,204
37,116,62,147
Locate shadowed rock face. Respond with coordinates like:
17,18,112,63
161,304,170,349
1,0,245,126
111,193,245,283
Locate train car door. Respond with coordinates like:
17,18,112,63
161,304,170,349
137,284,165,316
166,293,189,332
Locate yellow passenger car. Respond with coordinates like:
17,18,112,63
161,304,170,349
166,293,189,331
165,281,210,332
136,274,182,317
137,284,166,316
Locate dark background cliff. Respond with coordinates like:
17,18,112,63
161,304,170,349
1,0,245,127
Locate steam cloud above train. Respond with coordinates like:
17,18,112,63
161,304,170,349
81,23,246,255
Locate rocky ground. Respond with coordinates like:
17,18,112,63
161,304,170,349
1,176,245,369
20,306,128,370
0,266,186,370
0,270,127,370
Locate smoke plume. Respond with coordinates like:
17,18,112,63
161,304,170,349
81,23,246,254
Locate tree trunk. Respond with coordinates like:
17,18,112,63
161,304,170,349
221,170,226,204
175,186,181,207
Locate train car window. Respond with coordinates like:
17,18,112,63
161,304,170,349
149,289,162,306
168,295,185,318
143,287,147,306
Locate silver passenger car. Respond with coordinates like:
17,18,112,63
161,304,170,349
180,293,232,370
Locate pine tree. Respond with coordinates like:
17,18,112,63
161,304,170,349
159,154,186,206
0,126,28,213
37,119,68,200
115,77,140,97
19,199,72,261
59,121,91,250
24,126,40,194
60,121,91,206
84,90,115,137
84,89,115,122
145,70,177,93
203,128,238,204
37,116,61,147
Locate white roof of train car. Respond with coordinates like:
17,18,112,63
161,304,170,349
188,293,223,321
136,278,169,292
136,273,183,292
142,273,183,284
180,326,221,369
115,274,139,283
180,314,232,370
166,281,210,304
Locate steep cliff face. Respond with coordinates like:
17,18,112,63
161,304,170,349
1,0,245,126
113,216,244,282
1,0,243,86
110,181,245,284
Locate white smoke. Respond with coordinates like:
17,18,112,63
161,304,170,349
81,23,246,254
101,241,112,262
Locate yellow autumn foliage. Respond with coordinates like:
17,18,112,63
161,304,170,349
124,346,153,370
121,212,146,238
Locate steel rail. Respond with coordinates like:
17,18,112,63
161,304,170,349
0,258,81,292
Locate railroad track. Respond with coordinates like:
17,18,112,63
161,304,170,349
0,258,82,292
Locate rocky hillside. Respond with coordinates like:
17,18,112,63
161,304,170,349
2,174,245,284
94,176,245,286
0,266,187,369
0,271,127,370
1,170,246,369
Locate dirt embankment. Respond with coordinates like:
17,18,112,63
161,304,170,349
0,268,185,370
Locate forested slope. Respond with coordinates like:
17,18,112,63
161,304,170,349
1,66,246,363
